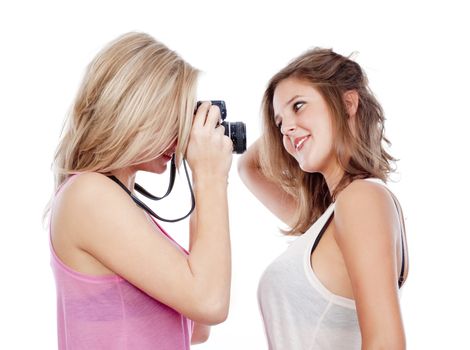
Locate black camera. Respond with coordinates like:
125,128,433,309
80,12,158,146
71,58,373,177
196,100,246,154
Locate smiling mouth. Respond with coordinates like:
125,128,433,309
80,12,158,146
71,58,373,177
293,136,310,151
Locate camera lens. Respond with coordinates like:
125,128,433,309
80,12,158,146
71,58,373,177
196,100,247,154
222,121,246,154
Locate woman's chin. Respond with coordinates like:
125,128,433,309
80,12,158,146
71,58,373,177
300,165,316,173
297,158,313,172
298,160,320,174
153,163,168,174
138,161,168,174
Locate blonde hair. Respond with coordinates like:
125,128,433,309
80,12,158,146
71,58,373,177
53,32,199,192
260,48,396,235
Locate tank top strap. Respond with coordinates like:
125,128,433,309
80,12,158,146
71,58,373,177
308,203,335,254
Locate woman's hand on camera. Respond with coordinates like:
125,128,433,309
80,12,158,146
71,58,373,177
186,102,233,183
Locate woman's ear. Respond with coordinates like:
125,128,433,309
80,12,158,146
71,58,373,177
343,90,359,118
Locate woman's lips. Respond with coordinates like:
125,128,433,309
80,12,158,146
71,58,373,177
162,153,173,161
293,136,310,152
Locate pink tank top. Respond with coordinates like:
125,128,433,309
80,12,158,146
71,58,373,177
50,175,193,349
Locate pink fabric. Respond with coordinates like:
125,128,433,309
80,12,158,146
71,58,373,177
50,175,193,349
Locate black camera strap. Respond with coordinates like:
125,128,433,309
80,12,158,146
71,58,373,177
108,157,195,223
134,157,176,200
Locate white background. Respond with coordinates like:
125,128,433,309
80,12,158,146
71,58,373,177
1,0,469,348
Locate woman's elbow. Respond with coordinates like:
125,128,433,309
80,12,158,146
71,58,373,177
190,297,229,325
204,299,229,325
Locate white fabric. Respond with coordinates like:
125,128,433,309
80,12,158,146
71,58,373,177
258,179,402,349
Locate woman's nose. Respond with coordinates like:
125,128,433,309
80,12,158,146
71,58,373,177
281,121,296,135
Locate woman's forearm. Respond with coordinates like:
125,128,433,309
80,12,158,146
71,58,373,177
187,175,231,324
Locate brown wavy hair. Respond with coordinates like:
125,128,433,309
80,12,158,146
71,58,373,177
260,48,396,235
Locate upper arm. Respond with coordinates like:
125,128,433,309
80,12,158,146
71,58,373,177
55,173,209,323
237,139,298,227
334,181,405,348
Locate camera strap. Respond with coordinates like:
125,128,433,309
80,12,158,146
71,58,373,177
108,156,195,223
134,157,176,200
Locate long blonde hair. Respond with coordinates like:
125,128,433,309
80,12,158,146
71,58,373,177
52,32,198,192
260,48,396,235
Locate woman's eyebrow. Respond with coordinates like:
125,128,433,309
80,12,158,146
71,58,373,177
284,95,302,108
274,95,303,120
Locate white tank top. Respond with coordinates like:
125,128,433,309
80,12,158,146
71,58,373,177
257,179,404,349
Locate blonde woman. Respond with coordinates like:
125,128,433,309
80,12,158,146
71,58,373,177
238,48,408,349
48,33,232,349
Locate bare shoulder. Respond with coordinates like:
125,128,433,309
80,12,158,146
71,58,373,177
336,179,394,210
59,172,122,200
56,172,133,213
52,172,142,245
334,179,399,241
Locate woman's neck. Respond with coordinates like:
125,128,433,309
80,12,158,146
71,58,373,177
322,164,344,197
111,167,137,193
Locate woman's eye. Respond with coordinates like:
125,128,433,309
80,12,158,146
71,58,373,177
293,101,304,112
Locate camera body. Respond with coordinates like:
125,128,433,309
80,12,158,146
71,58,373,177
196,100,246,154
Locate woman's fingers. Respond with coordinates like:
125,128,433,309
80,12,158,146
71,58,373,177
193,101,211,128
204,104,222,129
